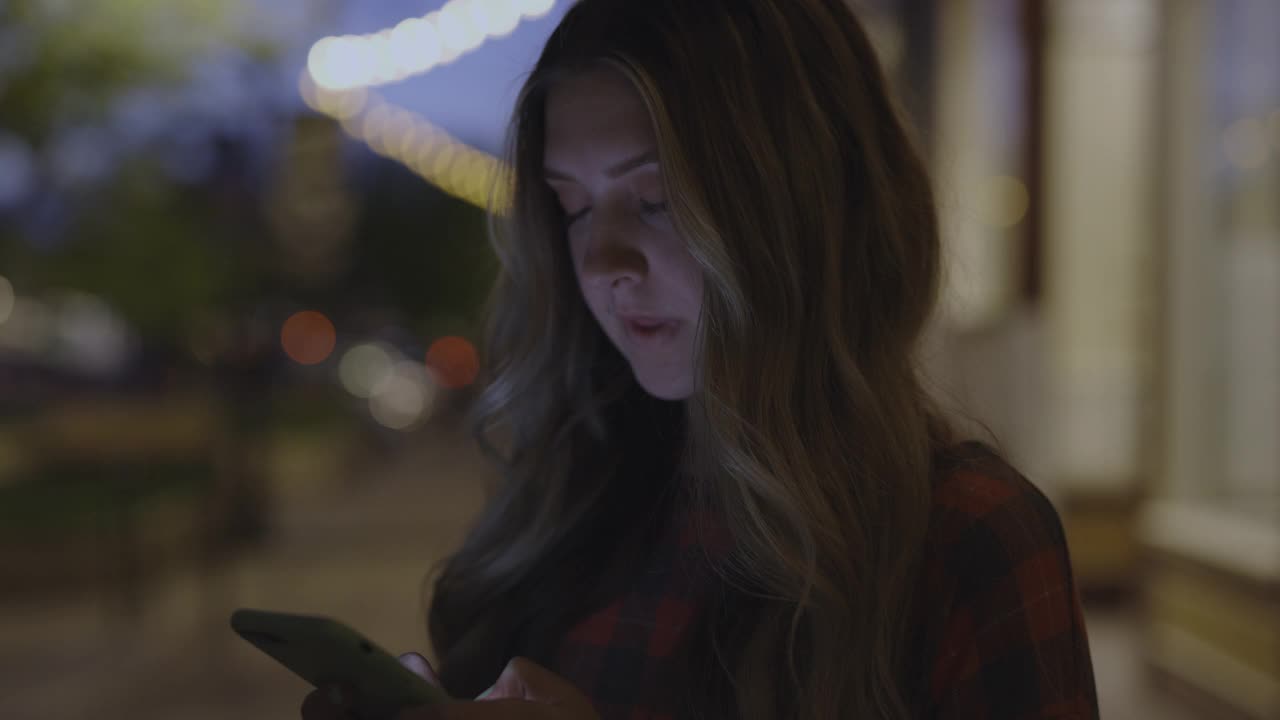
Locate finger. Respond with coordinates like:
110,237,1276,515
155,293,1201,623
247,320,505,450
398,652,442,686
475,658,594,716
472,660,524,701
503,658,576,697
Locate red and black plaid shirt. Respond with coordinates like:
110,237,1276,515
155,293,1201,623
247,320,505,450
552,444,1099,719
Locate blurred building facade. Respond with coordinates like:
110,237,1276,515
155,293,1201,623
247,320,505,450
912,0,1280,716
1,1,1277,718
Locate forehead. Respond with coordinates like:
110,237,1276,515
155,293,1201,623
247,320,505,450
543,66,656,163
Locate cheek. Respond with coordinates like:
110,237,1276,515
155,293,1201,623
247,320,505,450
567,235,591,293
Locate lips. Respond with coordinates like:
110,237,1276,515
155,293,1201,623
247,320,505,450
618,314,679,343
620,314,669,327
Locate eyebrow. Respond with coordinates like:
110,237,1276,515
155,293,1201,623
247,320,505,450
544,148,659,182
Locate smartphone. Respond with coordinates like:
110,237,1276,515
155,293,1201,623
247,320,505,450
230,608,452,719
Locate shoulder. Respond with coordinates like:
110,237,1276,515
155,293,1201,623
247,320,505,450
910,442,1099,718
920,441,1076,630
925,441,1069,574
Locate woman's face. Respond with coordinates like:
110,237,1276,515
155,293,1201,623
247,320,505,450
543,67,703,401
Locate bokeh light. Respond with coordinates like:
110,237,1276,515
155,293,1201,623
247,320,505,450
362,102,396,156
425,335,479,389
304,0,560,92
298,69,368,120
486,0,523,38
370,360,438,430
307,35,363,91
281,311,337,365
979,174,1030,229
0,275,14,325
297,67,321,111
318,81,505,209
465,0,498,39
300,0,528,210
339,342,395,398
392,17,442,76
50,292,131,376
438,1,483,58
381,109,418,158
521,0,557,20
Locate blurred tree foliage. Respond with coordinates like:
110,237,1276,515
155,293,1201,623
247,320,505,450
0,0,281,349
30,162,243,343
0,0,500,547
0,0,497,354
347,161,497,338
0,0,273,144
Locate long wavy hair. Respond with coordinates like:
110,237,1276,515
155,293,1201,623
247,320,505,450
427,0,957,717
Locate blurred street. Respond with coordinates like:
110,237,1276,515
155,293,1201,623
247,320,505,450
0,417,488,720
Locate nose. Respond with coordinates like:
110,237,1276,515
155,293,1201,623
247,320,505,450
580,217,648,287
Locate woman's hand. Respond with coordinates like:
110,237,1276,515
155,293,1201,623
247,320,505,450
299,651,444,720
300,654,599,720
395,657,599,720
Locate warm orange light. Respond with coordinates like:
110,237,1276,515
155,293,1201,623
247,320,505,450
425,336,479,388
281,311,337,365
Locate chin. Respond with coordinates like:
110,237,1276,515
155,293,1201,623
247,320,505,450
633,373,695,401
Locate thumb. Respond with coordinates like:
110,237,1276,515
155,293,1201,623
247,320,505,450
398,652,441,687
478,657,592,713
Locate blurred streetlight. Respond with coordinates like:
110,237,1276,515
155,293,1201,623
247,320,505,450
281,311,337,366
339,343,396,399
369,360,438,430
306,0,562,91
425,335,479,389
979,174,1030,229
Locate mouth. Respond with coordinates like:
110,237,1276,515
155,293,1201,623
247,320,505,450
619,315,680,343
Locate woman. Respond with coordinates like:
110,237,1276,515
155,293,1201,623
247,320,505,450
305,0,1099,717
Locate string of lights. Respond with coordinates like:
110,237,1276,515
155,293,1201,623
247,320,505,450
299,71,509,210
284,2,544,421
299,0,561,208
307,0,556,92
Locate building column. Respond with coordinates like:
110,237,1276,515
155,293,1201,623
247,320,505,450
926,0,1050,489
1138,1,1280,716
1038,0,1162,594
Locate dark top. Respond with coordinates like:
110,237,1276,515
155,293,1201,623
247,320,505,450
551,443,1100,719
